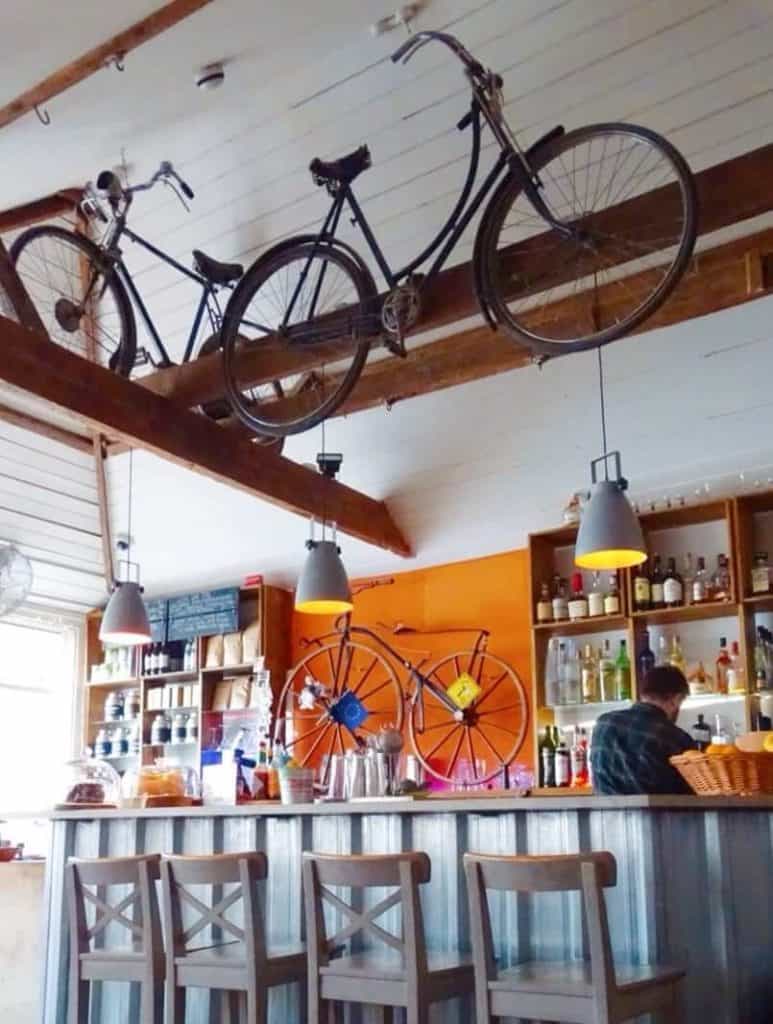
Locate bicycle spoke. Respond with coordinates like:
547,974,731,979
478,702,523,717
299,722,333,766
464,727,477,776
350,655,380,696
357,677,396,705
422,724,457,761
473,724,507,766
285,721,328,751
473,671,508,710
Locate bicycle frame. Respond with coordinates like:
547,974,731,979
101,223,227,369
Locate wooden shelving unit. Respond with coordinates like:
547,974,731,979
527,494,773,764
81,585,293,774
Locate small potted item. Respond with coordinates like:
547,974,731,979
57,757,121,809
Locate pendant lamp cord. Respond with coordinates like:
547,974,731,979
597,345,609,481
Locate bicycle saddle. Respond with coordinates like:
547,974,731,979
192,249,244,285
310,145,372,187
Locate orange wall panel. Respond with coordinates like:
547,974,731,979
289,547,534,776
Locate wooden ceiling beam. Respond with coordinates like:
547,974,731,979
0,313,411,557
138,142,773,411
0,400,93,453
0,0,214,131
0,189,82,233
214,221,773,429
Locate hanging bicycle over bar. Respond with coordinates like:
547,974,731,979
221,29,697,438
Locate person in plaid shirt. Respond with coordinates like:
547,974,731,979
591,666,696,795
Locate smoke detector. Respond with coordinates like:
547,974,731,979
195,62,225,90
370,4,420,36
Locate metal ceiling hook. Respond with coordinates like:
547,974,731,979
34,104,51,126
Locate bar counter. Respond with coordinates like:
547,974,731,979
43,795,773,1022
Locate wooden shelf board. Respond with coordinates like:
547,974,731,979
200,663,255,675
86,677,140,688
142,705,199,715
682,692,747,708
638,500,730,532
89,718,142,727
533,614,627,636
631,602,738,627
546,699,631,712
742,594,773,612
142,671,199,683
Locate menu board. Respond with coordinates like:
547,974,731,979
166,586,239,642
144,597,169,643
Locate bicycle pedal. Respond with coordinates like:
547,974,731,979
382,334,408,358
132,347,151,368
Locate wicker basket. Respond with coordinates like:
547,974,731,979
670,751,773,796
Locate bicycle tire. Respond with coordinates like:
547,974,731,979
10,225,136,375
221,240,374,438
477,122,697,357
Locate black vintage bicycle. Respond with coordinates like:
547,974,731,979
277,615,529,787
10,161,244,378
222,29,697,438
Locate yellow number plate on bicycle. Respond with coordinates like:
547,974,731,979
446,673,481,709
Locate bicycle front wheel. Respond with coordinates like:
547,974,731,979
479,123,697,356
408,651,529,786
10,225,136,374
221,242,374,437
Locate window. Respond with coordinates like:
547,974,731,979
0,616,80,815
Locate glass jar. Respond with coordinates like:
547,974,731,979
150,714,170,745
752,552,771,595
104,690,124,722
59,757,121,807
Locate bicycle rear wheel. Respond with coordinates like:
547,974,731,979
479,123,697,356
10,225,136,374
221,242,375,437
408,651,529,786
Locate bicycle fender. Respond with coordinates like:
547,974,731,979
241,234,379,300
472,126,566,330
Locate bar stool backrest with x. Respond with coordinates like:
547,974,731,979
66,852,164,1024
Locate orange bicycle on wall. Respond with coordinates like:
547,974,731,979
275,615,529,787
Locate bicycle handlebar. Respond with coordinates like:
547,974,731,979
391,30,485,77
94,161,195,211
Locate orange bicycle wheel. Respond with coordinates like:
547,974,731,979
408,651,529,785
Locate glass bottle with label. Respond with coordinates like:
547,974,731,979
604,573,621,615
650,555,665,609
638,630,655,680
657,634,668,667
727,641,746,694
633,562,651,611
663,558,683,607
715,637,730,695
588,572,605,617
615,639,632,701
536,581,553,623
682,552,695,607
552,576,569,621
540,726,557,787
545,637,561,706
581,642,599,703
668,634,686,675
562,641,582,705
687,661,713,696
712,554,731,602
555,731,571,788
598,640,616,702
568,572,588,621
570,728,589,787
690,713,712,751
692,556,708,604
752,552,771,595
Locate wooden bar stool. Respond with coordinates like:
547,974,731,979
66,852,164,1024
160,851,306,1024
464,851,685,1024
303,851,474,1024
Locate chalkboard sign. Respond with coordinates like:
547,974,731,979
144,597,168,643
167,586,239,642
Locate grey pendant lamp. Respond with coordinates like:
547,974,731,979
575,349,646,571
100,451,152,645
295,451,353,616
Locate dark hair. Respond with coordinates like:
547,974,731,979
640,665,689,700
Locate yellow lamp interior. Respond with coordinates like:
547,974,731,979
575,549,647,570
294,598,354,615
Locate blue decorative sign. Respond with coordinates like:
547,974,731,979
330,690,370,730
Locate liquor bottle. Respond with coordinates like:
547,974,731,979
663,558,683,607
687,661,713,696
668,634,686,675
570,728,589,787
540,725,557,788
727,640,746,694
692,556,708,604
149,643,159,675
690,713,712,751
752,552,771,595
554,731,571,788
712,554,731,602
615,639,632,701
552,576,569,621
712,714,731,745
657,634,668,667
633,561,651,611
715,637,730,695
603,572,621,615
160,643,170,674
754,627,768,690
650,555,665,609
142,644,152,677
598,640,616,702
568,572,589,621
638,630,655,680
545,637,561,706
536,581,553,623
682,552,695,607
562,642,582,705
588,572,604,617
581,643,599,703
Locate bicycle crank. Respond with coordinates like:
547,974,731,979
381,278,422,357
54,298,84,333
